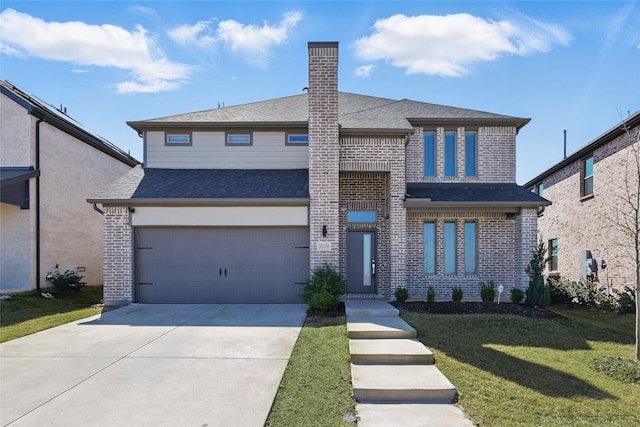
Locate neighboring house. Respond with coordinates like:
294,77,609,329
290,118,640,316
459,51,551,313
89,42,548,306
0,81,139,293
525,112,640,289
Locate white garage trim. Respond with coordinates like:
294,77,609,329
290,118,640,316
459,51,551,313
131,206,309,226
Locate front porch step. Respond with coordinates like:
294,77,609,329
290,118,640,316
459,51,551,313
347,316,417,339
349,339,435,365
351,364,457,403
356,403,474,427
344,299,398,317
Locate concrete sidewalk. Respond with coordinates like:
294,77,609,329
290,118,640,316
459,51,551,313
0,304,307,427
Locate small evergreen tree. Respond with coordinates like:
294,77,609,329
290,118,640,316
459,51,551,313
525,240,550,307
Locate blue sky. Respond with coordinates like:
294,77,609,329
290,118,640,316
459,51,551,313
1,1,638,183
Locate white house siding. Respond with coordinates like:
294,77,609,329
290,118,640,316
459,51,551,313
1,93,35,291
406,126,516,183
537,129,639,289
144,130,309,169
37,123,134,288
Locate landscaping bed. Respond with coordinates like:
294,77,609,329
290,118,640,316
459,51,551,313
392,301,558,318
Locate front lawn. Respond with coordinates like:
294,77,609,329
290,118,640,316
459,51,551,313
0,286,104,343
266,313,357,427
402,307,639,427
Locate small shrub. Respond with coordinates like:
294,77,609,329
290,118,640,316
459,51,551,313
590,356,640,384
615,286,636,314
452,286,463,302
427,286,436,303
49,264,85,291
510,288,524,304
525,241,550,307
395,286,409,303
480,281,496,302
302,265,347,312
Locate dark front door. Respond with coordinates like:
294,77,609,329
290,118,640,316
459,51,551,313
347,231,376,293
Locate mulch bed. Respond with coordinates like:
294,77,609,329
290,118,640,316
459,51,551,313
391,301,558,318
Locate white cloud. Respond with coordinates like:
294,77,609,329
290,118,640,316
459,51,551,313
0,8,192,93
353,13,571,77
168,11,302,67
355,64,375,77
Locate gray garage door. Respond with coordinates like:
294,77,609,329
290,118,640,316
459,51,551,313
135,227,310,303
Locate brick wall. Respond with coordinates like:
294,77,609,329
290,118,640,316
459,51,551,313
308,42,340,271
103,206,133,305
405,211,522,301
406,126,516,183
537,127,639,288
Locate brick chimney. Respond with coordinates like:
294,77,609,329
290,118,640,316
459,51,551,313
308,42,339,270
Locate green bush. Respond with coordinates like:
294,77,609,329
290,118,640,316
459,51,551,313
427,286,436,303
615,286,636,314
302,265,347,311
49,264,86,291
395,286,409,303
480,281,496,302
590,356,640,384
510,288,524,304
525,241,550,308
452,286,463,302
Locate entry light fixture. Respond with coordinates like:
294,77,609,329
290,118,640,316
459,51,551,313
322,225,327,237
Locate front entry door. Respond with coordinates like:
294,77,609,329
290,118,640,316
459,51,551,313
347,231,376,293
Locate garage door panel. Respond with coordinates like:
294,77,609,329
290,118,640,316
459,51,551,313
135,227,309,303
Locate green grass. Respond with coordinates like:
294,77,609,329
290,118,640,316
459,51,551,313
402,308,639,427
0,286,104,343
267,314,356,427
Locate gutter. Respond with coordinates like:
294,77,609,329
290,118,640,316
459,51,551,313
35,117,44,292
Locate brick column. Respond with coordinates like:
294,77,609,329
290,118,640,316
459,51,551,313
308,42,340,271
515,208,538,289
103,206,133,305
389,153,407,298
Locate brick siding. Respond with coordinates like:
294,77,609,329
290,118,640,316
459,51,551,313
537,127,639,288
103,206,133,305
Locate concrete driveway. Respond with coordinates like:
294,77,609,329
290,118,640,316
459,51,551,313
0,304,307,427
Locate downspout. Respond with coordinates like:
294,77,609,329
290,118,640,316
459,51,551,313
92,203,104,215
35,117,44,292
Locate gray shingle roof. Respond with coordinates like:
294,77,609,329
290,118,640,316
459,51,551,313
88,166,309,202
128,92,529,132
406,182,549,205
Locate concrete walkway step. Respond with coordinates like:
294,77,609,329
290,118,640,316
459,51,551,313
356,403,474,427
347,316,416,339
350,339,434,364
351,364,457,403
344,299,399,317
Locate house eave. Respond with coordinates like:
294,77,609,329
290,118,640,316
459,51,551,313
88,198,311,207
127,121,309,132
339,127,411,137
403,199,549,212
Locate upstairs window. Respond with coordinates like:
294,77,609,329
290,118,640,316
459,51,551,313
444,132,456,177
424,132,436,177
582,155,594,197
286,134,309,146
226,133,252,146
465,132,477,177
165,133,191,146
536,183,544,197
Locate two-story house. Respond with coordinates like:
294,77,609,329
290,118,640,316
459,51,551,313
89,42,548,306
525,112,640,289
1,81,139,293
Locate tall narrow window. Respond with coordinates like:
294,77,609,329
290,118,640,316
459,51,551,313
536,183,544,197
423,222,435,273
465,132,477,177
464,221,476,273
424,132,436,176
444,221,456,274
445,132,456,176
583,156,593,196
549,239,558,271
